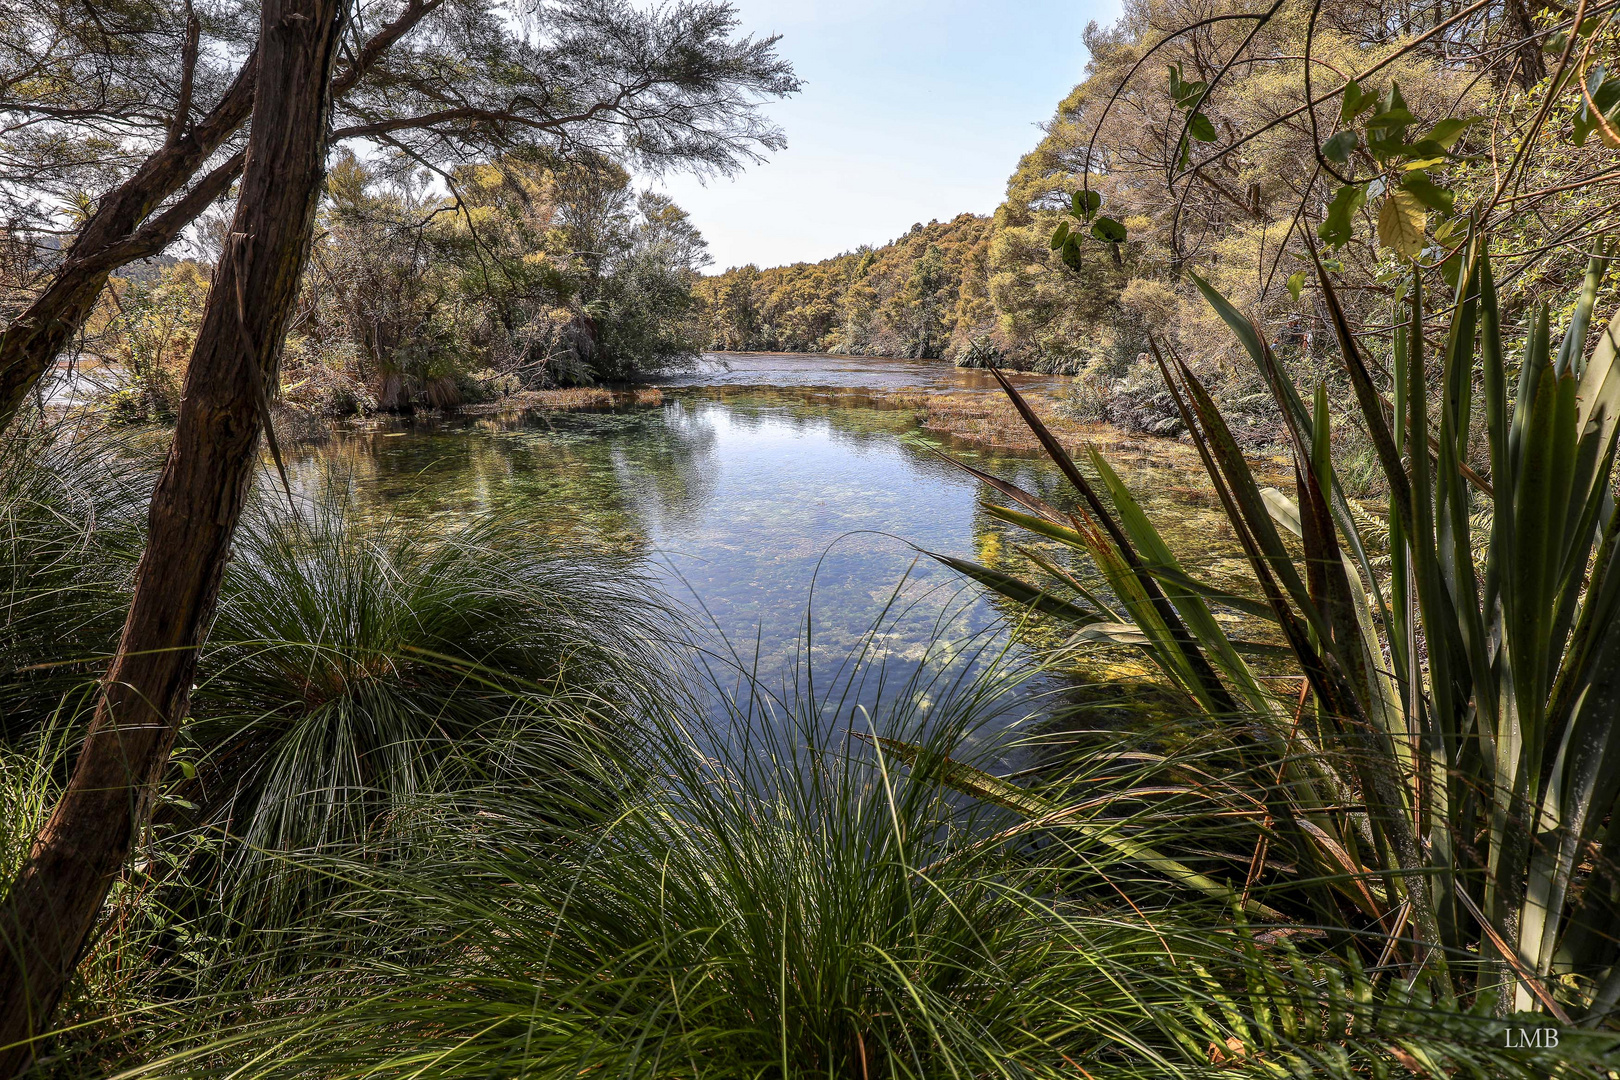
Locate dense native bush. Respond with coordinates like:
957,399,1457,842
85,153,713,420
698,0,1618,449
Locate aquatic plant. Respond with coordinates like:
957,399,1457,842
945,235,1620,1023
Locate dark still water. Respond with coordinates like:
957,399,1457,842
285,354,1238,742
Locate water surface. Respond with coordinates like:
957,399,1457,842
290,353,1243,738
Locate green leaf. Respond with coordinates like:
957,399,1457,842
1573,69,1620,147
1322,129,1358,163
1421,116,1480,151
1400,173,1455,214
1340,80,1365,123
1060,234,1084,270
1167,63,1206,109
1440,246,1464,291
1071,189,1101,219
860,733,1287,920
1287,271,1306,303
1090,216,1128,243
1368,81,1416,133
1049,219,1071,249
1187,112,1217,142
1399,139,1455,162
1377,189,1426,259
1175,81,1208,110
923,551,1104,626
1317,183,1367,249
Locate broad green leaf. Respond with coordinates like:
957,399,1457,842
1369,82,1416,133
1377,189,1426,259
1091,217,1128,243
1287,271,1306,303
1322,129,1358,162
1049,219,1071,249
1318,184,1366,248
1060,234,1083,270
1433,217,1466,244
1572,69,1620,146
1421,116,1480,150
1401,173,1454,214
1071,189,1101,219
1340,80,1366,123
1187,112,1217,142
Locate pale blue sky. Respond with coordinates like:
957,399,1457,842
647,0,1122,272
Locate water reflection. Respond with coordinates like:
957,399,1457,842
286,360,1252,742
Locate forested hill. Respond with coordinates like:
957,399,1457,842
692,214,1000,363
699,0,1614,391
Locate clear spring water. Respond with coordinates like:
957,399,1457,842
284,355,1247,748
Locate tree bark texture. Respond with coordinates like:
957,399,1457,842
1503,0,1547,90
0,0,345,1068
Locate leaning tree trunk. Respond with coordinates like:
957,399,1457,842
0,0,345,1068
0,0,431,434
0,55,257,431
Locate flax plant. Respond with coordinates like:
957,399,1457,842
940,235,1620,1023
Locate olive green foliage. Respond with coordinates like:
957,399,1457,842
0,418,678,929
182,498,677,901
26,629,1619,1078
694,213,994,360
101,261,212,422
704,0,1618,449
0,422,152,741
285,151,712,412
6,420,1620,1074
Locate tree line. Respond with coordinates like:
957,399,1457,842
698,0,1619,427
99,148,713,423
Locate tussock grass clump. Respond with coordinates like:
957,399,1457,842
87,635,1612,1079
0,421,156,740
187,498,677,879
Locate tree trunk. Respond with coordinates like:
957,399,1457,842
0,0,345,1068
1502,0,1546,90
0,56,257,430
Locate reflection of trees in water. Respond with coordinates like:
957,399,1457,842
282,404,722,551
603,401,718,530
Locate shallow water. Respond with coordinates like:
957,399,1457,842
288,354,1247,741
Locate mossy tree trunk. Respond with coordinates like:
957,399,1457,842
0,0,345,1068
